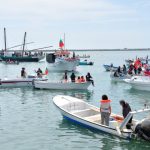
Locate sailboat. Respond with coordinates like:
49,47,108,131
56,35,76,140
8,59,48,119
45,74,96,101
0,28,45,62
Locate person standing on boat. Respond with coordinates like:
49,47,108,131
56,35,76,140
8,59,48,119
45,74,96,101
119,100,132,129
100,95,111,126
117,66,122,74
123,64,127,75
86,72,94,86
137,66,142,75
21,68,27,78
63,71,68,82
70,73,76,82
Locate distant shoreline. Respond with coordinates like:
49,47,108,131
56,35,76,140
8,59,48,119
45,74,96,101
1,48,150,52
67,49,150,52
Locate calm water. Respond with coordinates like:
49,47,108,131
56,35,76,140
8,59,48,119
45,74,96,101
0,51,150,150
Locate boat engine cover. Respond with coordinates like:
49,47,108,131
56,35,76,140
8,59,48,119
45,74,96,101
141,119,150,137
135,118,150,141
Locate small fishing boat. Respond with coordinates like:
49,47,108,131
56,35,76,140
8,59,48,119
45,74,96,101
0,29,45,62
110,73,131,82
46,38,80,71
103,64,118,72
79,60,94,66
34,81,91,90
124,76,150,91
46,50,80,72
125,59,134,64
78,55,90,59
53,95,150,140
2,60,19,65
0,75,47,88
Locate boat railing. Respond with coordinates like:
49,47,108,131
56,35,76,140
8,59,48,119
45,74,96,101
120,108,150,130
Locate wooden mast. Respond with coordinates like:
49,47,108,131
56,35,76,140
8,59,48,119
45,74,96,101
4,28,7,51
22,32,26,57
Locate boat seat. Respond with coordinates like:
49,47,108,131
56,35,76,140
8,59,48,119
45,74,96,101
91,107,100,112
72,108,99,117
71,109,91,114
84,114,100,122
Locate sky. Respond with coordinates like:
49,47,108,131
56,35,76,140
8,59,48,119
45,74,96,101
0,0,150,49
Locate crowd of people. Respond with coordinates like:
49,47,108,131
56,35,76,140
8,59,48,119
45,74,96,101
128,58,143,75
62,72,94,86
113,58,147,77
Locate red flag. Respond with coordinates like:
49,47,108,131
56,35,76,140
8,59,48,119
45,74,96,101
45,68,48,75
59,39,64,48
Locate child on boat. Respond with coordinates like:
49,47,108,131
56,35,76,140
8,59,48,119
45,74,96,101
76,76,81,83
80,76,85,82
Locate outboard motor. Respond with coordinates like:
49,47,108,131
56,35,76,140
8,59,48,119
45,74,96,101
135,118,150,141
46,53,56,63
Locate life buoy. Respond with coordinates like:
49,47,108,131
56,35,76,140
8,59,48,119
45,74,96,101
113,116,124,122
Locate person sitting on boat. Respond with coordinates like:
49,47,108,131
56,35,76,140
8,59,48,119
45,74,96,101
36,68,43,78
110,63,113,67
76,76,81,83
120,100,132,129
70,73,76,82
80,76,85,82
114,71,119,77
100,95,111,126
86,72,94,86
21,68,27,78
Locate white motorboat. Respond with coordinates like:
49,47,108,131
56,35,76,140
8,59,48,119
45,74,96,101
124,76,150,91
34,81,91,90
110,73,131,82
0,75,47,88
46,50,80,72
53,95,150,140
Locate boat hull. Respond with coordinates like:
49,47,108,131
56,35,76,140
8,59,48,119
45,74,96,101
110,74,131,82
34,81,91,90
125,79,150,91
0,55,45,62
124,76,150,91
79,61,94,66
47,60,79,71
0,78,47,88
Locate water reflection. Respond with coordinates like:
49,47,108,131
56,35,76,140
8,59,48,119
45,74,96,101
19,88,35,104
125,88,150,104
59,119,124,150
59,118,104,138
33,89,94,101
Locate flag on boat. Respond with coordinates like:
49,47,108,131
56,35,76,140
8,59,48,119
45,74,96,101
59,39,64,48
45,68,48,75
